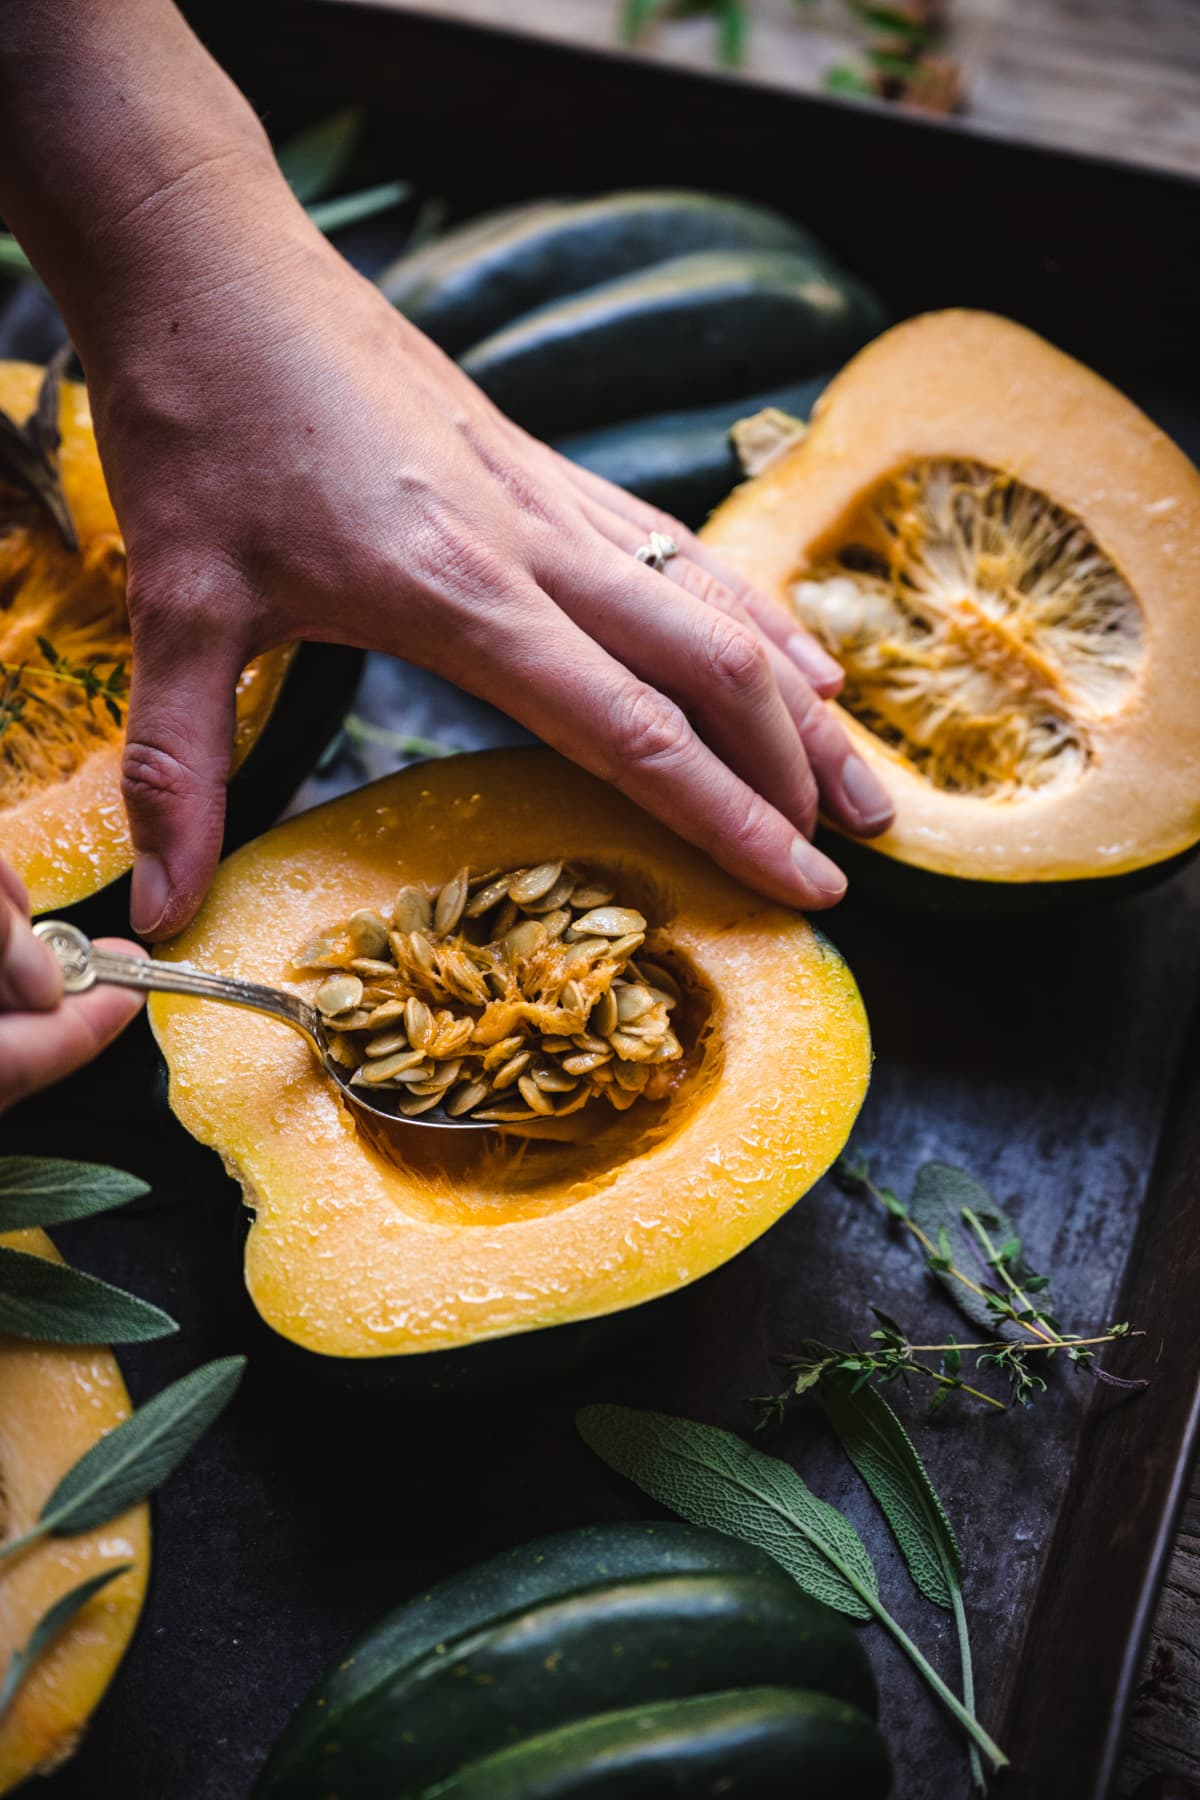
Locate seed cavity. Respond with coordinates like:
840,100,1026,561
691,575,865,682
295,863,684,1123
791,458,1144,799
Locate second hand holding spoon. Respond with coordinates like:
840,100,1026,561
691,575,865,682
32,918,496,1132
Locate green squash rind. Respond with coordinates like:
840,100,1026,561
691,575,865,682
460,249,885,439
553,376,828,528
380,190,823,356
253,1523,879,1800
418,1687,891,1800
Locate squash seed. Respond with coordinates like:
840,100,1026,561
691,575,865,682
568,883,615,910
365,1030,410,1058
447,1079,490,1116
616,984,655,1023
315,973,364,1017
466,875,512,917
347,910,391,959
405,997,434,1050
492,1050,532,1089
354,1050,428,1084
563,1049,612,1075
591,989,619,1036
569,906,646,939
392,886,432,933
508,860,563,904
518,1073,555,1115
434,866,469,935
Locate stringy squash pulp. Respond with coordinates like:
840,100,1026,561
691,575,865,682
0,1231,149,1793
0,362,290,913
150,751,871,1359
703,312,1200,885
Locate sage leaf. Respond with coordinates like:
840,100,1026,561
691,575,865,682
0,1156,149,1229
808,1352,961,1607
3,1357,245,1559
0,1247,176,1344
277,108,364,204
578,1403,876,1618
0,1565,131,1720
811,1351,985,1789
578,1402,1008,1774
911,1163,1049,1332
306,182,412,236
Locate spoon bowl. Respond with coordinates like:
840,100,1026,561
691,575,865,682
33,919,497,1131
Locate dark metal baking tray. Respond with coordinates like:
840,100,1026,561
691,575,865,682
5,6,1200,1796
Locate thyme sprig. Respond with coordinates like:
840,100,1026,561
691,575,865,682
0,637,130,742
765,1154,1144,1417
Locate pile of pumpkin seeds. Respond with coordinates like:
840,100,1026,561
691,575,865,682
293,862,684,1122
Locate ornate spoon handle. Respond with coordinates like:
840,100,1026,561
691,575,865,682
33,919,322,1048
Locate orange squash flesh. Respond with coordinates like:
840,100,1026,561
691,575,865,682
150,750,871,1359
703,311,1200,885
0,1230,149,1793
0,361,291,914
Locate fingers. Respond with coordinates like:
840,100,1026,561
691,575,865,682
0,939,146,1116
445,588,848,909
541,544,821,839
548,520,893,841
122,594,252,939
539,443,848,698
0,890,61,1012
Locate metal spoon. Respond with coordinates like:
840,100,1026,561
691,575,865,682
32,919,495,1131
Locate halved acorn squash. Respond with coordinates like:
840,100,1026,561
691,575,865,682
0,1229,149,1793
703,311,1200,906
149,749,870,1360
0,361,360,919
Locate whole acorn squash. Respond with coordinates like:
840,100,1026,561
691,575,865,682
253,1522,890,1800
703,311,1200,909
149,749,870,1360
378,190,884,526
0,360,360,920
0,1230,149,1794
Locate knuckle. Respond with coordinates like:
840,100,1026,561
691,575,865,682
609,685,693,775
730,790,783,860
121,739,217,812
700,614,770,697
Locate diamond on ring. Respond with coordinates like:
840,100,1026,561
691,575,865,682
634,531,679,575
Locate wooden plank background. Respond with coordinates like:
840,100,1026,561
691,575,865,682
377,0,1200,178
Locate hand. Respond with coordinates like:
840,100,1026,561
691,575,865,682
0,2,891,939
0,863,145,1113
81,196,891,937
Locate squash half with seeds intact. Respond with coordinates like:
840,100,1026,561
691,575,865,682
149,750,870,1360
0,1230,149,1794
0,361,360,919
703,311,1200,908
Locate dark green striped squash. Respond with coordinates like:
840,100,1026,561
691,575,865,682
253,1523,889,1800
378,189,884,527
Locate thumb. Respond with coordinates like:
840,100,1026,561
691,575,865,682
122,610,249,939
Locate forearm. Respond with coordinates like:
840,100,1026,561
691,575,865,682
0,0,302,357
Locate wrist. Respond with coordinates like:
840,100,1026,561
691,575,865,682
0,0,303,355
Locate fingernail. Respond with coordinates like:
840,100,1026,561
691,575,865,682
131,853,170,937
6,910,62,1009
786,632,843,691
791,835,847,902
838,753,894,833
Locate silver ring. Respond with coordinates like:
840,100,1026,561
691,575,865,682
634,531,679,575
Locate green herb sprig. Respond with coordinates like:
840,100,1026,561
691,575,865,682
0,637,131,746
768,1155,1144,1413
578,1402,1007,1774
